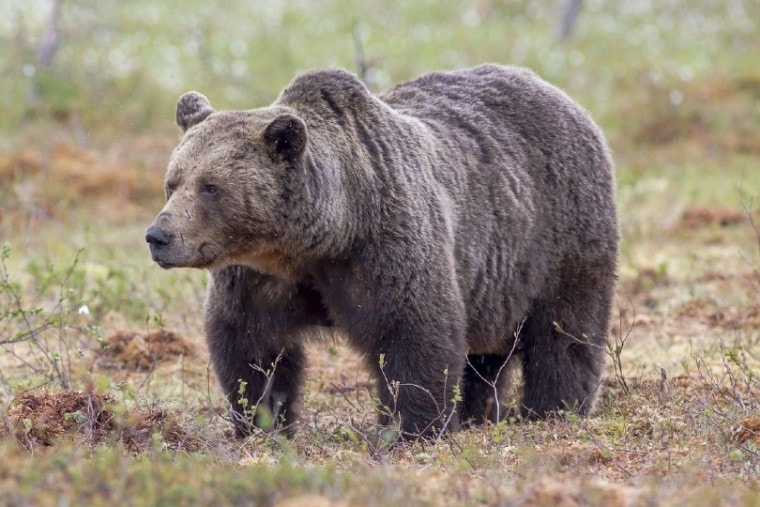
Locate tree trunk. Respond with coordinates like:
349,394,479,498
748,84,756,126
556,0,583,41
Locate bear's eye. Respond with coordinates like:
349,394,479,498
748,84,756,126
200,184,219,198
166,184,176,199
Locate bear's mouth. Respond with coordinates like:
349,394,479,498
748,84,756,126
152,243,281,272
149,250,172,269
156,259,174,269
150,245,201,269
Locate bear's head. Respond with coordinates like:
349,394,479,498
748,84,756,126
145,91,308,273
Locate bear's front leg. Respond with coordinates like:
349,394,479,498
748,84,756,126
348,277,467,439
205,266,313,437
314,241,467,439
216,341,305,437
366,323,465,438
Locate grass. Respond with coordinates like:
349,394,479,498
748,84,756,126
1,0,760,505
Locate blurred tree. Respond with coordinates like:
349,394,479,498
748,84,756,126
556,0,583,40
26,0,64,104
37,0,63,67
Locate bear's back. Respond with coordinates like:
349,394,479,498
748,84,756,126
380,65,617,346
380,64,597,151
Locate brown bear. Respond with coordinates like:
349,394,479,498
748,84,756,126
146,64,618,438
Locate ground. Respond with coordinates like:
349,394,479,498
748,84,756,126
0,1,759,505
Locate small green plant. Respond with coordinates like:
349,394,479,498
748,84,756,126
0,243,90,390
230,353,289,437
608,306,634,396
490,420,514,444
89,267,148,322
63,410,87,425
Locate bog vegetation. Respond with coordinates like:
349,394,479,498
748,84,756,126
0,0,759,505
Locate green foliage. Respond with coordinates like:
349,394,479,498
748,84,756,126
0,441,352,507
0,244,87,389
3,0,759,146
63,410,86,425
89,266,148,321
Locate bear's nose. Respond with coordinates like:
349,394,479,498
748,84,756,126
145,226,172,249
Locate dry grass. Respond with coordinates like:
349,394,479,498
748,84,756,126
5,389,202,453
680,205,749,229
0,139,166,230
6,390,115,448
735,416,760,448
632,74,760,156
99,329,196,371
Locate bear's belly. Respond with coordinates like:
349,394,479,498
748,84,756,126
465,330,519,356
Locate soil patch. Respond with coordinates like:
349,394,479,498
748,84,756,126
4,390,201,452
680,205,746,229
101,329,195,370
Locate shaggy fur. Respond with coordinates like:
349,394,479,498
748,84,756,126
146,64,618,437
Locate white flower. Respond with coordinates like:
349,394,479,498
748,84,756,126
78,305,90,316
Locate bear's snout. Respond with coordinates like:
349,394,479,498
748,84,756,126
145,226,172,248
145,226,173,264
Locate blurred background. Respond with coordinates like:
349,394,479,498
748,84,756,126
2,0,757,147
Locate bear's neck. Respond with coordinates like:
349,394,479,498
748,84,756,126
277,96,416,266
276,140,358,265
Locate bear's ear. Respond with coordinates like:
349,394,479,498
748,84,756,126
263,114,307,162
176,91,214,132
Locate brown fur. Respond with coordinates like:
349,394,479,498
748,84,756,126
146,64,619,437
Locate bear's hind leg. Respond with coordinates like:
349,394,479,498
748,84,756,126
519,267,613,418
